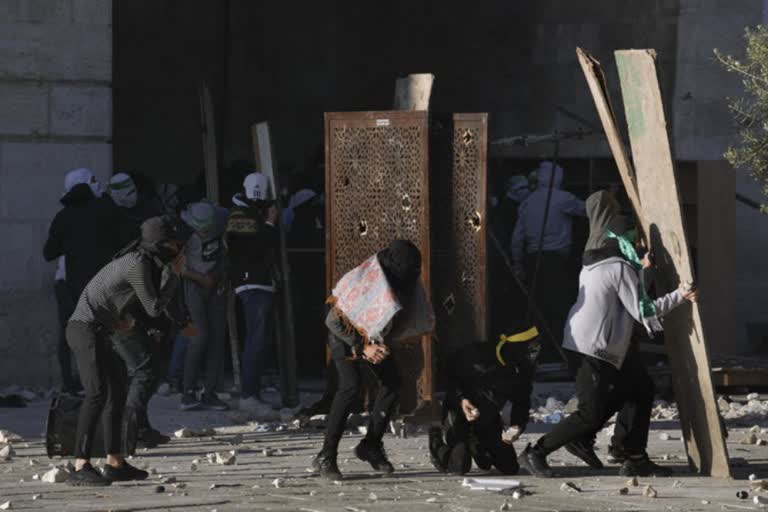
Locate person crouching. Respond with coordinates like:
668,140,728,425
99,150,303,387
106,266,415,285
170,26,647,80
428,326,539,476
313,240,435,480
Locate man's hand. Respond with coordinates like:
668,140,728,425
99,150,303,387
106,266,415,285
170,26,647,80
114,318,136,332
680,282,699,303
501,425,523,445
362,344,390,364
641,251,653,269
461,398,480,422
171,252,186,275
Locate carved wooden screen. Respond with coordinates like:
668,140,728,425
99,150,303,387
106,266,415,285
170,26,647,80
432,114,488,352
324,111,432,414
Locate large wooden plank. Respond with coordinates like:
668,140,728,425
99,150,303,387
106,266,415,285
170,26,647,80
250,122,299,407
615,49,730,477
576,48,644,236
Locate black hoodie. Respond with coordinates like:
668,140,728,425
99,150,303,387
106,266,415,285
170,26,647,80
43,184,132,302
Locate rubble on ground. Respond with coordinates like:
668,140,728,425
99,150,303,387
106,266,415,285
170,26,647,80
0,431,22,444
41,467,69,483
174,427,216,438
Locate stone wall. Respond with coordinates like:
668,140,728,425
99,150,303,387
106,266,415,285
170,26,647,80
0,0,112,387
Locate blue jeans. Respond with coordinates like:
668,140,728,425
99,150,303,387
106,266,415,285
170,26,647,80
239,289,274,399
168,334,189,384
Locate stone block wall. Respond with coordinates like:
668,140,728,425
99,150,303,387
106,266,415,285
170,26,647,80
0,0,112,387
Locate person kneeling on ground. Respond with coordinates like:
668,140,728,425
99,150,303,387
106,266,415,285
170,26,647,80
429,325,539,475
66,215,193,486
518,191,699,479
313,239,435,481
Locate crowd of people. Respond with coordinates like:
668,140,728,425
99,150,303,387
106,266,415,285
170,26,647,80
41,161,698,486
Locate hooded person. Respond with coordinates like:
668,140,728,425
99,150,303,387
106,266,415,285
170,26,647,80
509,161,586,360
428,324,539,476
224,172,279,415
312,239,435,481
517,190,699,479
178,201,230,411
44,168,128,308
64,215,192,486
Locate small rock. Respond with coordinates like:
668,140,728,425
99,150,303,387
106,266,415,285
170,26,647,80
309,490,317,497
740,433,758,445
190,460,199,472
750,474,759,481
154,485,165,493
161,476,177,484
758,439,768,447
618,487,629,495
747,393,760,401
209,452,236,466
173,483,187,489
737,490,749,500
368,492,378,501
672,480,682,488
32,495,40,501
659,432,670,441
751,426,762,434
0,445,14,461
499,501,511,511
511,490,523,500
0,431,22,444
41,467,69,484
272,478,284,488
627,476,638,487
230,433,244,446
560,482,582,493
643,485,657,498
717,397,731,412
426,497,437,503
32,473,40,480
28,459,37,466
262,448,276,457
0,501,10,510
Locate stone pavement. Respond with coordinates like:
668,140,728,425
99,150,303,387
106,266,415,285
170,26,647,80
1,389,768,511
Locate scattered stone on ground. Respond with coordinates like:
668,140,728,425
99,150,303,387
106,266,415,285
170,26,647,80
560,481,581,493
41,467,69,483
643,485,658,498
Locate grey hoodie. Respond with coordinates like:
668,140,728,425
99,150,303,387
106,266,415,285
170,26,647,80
562,256,685,369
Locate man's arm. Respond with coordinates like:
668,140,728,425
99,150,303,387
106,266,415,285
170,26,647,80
126,257,175,318
616,264,686,323
562,193,587,217
43,214,64,262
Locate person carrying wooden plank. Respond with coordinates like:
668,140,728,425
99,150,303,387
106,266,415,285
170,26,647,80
518,190,698,478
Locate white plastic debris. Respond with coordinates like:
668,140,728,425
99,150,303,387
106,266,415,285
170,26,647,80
42,467,69,484
462,477,521,491
511,490,523,500
0,501,10,510
751,474,759,481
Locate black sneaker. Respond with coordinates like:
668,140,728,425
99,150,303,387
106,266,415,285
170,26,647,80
180,391,201,411
312,452,342,481
565,439,604,469
428,427,447,472
355,439,395,474
201,392,229,411
102,461,149,482
67,463,112,487
619,455,673,477
607,444,627,464
517,443,554,478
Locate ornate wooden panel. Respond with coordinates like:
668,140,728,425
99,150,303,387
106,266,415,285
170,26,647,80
324,111,432,414
432,114,488,352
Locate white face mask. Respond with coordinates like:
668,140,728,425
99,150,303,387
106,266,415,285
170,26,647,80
89,179,103,198
112,188,138,208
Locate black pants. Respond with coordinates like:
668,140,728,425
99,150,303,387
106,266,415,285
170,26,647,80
430,394,518,475
533,350,654,457
321,356,401,455
111,328,158,438
67,322,157,459
54,280,78,390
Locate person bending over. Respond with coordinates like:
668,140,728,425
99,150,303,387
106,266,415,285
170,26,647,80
66,215,192,486
313,240,435,481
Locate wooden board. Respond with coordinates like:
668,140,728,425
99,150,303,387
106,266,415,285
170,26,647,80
324,111,432,413
615,49,730,478
198,81,219,204
576,48,644,238
250,122,299,407
393,73,435,111
431,114,489,351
